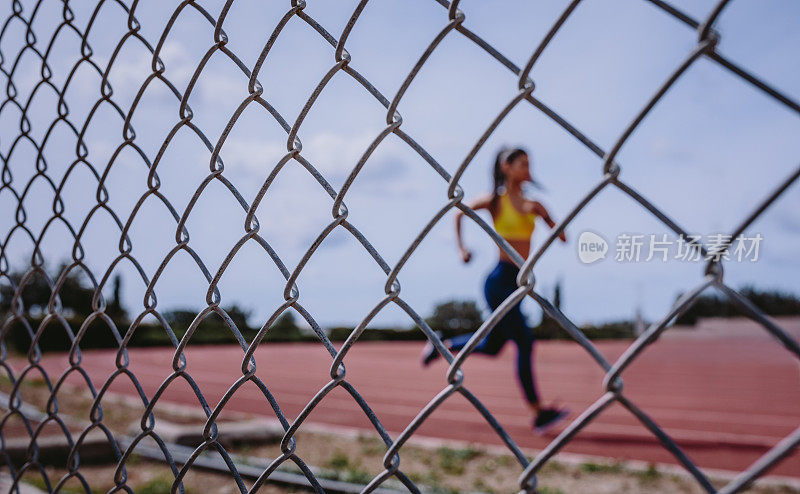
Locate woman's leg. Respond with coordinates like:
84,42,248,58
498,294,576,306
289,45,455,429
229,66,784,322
446,324,504,353
446,263,509,355
483,263,540,407
496,290,568,431
506,307,540,407
446,331,475,351
475,263,512,355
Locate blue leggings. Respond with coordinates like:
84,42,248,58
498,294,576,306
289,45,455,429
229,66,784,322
446,260,539,405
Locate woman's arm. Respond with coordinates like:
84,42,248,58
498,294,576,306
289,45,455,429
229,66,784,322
455,193,493,262
530,200,566,242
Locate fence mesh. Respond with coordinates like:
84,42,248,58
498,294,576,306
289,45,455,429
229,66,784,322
1,0,799,493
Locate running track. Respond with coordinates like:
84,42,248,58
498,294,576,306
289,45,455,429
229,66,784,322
24,323,800,480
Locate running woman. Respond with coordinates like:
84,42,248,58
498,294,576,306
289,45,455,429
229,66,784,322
421,147,569,434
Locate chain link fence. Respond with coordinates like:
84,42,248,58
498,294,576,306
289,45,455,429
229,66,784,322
1,0,799,492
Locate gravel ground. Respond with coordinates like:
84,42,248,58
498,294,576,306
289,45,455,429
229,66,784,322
2,377,797,493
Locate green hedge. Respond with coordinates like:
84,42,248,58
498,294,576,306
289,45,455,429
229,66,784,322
2,316,641,354
327,326,423,342
0,314,313,354
675,286,800,326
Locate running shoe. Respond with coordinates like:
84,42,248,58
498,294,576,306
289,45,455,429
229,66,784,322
533,407,569,435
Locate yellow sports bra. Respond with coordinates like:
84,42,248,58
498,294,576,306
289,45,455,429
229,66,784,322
493,192,537,241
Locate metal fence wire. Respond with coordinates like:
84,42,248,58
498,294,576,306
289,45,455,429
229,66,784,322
1,0,799,493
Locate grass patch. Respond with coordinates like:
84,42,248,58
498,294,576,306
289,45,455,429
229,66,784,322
356,432,385,456
26,377,49,388
323,450,372,484
537,487,565,494
0,373,48,390
579,461,625,474
473,477,498,493
634,463,661,483
138,475,191,494
540,460,566,474
22,474,88,494
436,445,483,475
327,450,350,470
0,373,13,388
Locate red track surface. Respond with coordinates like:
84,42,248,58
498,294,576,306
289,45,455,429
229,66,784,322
26,331,800,479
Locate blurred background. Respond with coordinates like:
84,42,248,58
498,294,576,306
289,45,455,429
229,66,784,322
1,0,799,344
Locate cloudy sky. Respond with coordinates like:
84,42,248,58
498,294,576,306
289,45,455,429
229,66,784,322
1,0,798,331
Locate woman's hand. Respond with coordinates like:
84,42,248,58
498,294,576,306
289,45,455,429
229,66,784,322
460,247,472,263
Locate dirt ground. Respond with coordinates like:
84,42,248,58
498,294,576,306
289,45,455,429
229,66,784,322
9,440,800,494
2,377,798,493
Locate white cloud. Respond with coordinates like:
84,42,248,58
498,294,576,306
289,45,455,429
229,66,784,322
217,129,412,186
